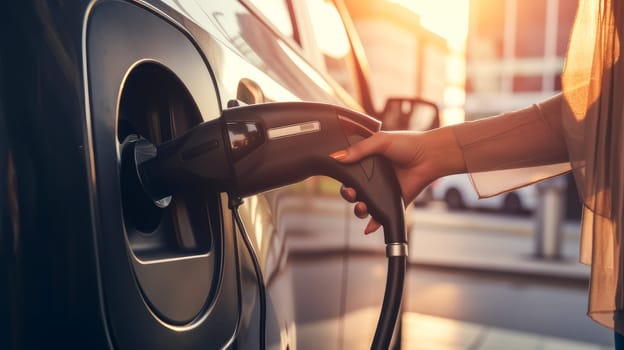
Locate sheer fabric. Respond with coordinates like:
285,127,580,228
562,0,624,331
453,0,624,332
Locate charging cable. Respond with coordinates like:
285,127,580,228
229,196,266,350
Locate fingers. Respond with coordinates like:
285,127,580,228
331,133,387,235
340,186,357,202
364,218,381,235
329,132,387,164
351,201,381,234
342,186,369,218
353,202,381,235
341,186,371,218
354,202,368,218
341,186,381,234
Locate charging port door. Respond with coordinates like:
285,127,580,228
86,2,239,348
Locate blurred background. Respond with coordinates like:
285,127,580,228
336,0,611,348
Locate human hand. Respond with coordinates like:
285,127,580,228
330,128,465,234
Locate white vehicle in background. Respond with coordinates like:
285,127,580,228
431,174,539,214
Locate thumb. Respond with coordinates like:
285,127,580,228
329,132,387,163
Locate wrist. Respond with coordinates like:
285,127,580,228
421,126,466,179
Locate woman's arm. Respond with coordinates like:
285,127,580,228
454,93,568,173
332,94,570,233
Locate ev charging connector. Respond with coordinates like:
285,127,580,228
133,102,407,350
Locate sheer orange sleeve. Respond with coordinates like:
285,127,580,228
451,94,572,198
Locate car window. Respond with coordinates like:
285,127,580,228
243,0,296,40
303,0,360,101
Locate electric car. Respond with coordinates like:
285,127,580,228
0,1,438,349
432,174,538,214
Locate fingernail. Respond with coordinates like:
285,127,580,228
364,221,376,235
330,150,347,161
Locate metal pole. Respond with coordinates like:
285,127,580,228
534,177,566,260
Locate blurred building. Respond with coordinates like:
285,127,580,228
343,0,450,116
465,0,578,120
466,0,582,219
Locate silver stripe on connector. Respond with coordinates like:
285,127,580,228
386,243,408,257
267,121,321,140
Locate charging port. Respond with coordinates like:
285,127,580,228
117,62,221,325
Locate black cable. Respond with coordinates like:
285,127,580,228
371,256,406,350
229,196,266,350
230,195,405,350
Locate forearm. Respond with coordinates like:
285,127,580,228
450,94,569,174
420,126,467,179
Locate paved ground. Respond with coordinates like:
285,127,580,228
283,195,615,348
402,311,612,350
343,201,588,280
408,203,588,280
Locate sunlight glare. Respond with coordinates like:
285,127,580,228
306,0,351,58
387,0,469,49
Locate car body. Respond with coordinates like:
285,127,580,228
0,1,436,349
431,174,538,214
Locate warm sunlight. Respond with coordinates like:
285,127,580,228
388,0,469,125
388,0,469,50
